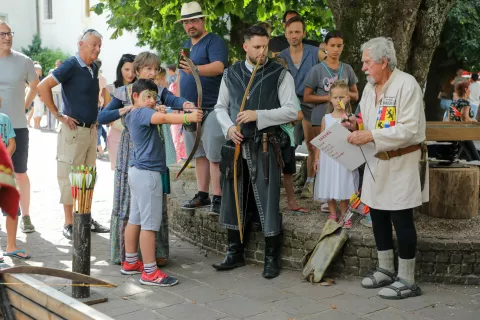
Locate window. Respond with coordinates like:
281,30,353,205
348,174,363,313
44,0,53,20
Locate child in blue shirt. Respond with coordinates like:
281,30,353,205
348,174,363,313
0,97,31,260
121,79,202,286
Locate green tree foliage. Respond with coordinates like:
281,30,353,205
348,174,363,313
21,35,71,77
92,0,333,64
438,0,480,71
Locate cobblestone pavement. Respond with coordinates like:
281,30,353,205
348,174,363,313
0,128,479,320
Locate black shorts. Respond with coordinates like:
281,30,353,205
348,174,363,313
11,128,29,174
282,146,296,174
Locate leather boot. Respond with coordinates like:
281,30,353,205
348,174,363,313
262,234,282,279
212,229,246,270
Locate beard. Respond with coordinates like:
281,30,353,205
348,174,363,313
367,75,376,84
188,28,202,39
247,54,266,66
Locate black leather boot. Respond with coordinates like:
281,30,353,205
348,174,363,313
212,229,246,271
262,234,282,279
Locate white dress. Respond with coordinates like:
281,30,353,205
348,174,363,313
33,95,45,117
314,114,359,201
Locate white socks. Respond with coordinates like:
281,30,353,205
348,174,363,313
397,257,415,285
361,249,394,287
378,258,417,298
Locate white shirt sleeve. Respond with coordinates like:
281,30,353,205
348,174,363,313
256,71,298,130
214,78,234,139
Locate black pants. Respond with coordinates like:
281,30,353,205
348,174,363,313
370,208,417,259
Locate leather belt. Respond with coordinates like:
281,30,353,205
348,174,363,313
77,122,96,128
375,144,421,160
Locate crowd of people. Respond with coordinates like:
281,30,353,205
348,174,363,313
0,0,432,300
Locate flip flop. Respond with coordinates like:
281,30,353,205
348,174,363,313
4,250,31,260
290,207,309,215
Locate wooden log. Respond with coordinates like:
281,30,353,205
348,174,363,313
12,308,36,320
2,273,113,320
7,289,63,320
72,212,91,298
425,166,479,219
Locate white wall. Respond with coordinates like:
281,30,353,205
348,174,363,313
0,0,38,51
39,0,151,84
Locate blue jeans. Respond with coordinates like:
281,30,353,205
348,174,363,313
97,124,107,148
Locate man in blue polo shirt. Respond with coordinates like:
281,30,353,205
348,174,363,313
177,1,228,216
38,29,109,239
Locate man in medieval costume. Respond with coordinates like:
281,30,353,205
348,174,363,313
213,25,298,279
345,37,428,299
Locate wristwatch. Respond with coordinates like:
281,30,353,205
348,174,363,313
55,112,64,119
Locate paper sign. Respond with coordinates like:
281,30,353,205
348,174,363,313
310,122,377,171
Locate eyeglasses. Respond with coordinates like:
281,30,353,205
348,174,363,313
0,32,14,39
182,18,202,26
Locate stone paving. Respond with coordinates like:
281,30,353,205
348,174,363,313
0,128,479,319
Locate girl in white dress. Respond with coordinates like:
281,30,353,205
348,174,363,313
314,80,359,226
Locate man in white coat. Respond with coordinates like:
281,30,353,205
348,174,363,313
345,37,427,300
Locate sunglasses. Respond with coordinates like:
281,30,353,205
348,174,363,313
121,54,136,62
81,28,98,39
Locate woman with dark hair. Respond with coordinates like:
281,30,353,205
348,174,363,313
99,52,195,267
302,30,359,198
107,54,136,170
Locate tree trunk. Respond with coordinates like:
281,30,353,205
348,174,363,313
327,0,456,91
425,166,479,219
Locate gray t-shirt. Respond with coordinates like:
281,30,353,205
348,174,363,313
304,61,358,111
0,50,37,128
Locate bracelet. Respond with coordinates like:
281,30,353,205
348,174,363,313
183,113,191,125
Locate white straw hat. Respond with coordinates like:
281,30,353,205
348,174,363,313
176,1,208,23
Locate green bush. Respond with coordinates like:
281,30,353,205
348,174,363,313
21,35,70,77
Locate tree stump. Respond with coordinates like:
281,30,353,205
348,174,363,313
425,166,479,219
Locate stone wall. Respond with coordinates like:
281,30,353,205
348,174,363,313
168,200,480,285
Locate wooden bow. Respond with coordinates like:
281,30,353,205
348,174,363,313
176,52,203,179
234,48,267,243
0,266,116,287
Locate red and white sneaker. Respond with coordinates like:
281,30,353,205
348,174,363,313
121,261,144,275
140,269,179,287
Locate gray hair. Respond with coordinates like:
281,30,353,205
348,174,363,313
361,37,397,71
0,20,11,28
79,29,103,42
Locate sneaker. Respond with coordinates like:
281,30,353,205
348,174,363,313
63,224,73,240
321,203,329,213
208,197,221,216
20,216,35,233
181,193,211,210
121,261,144,275
91,220,110,233
300,181,314,199
140,269,178,287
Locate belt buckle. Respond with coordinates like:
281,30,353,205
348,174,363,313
383,152,390,160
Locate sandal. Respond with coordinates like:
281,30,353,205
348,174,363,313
327,214,338,222
379,278,422,300
343,219,353,229
290,207,309,215
361,268,396,289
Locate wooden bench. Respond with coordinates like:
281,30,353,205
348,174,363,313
0,273,113,320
